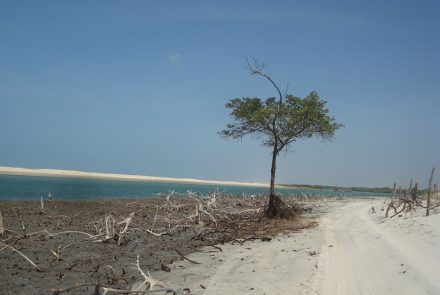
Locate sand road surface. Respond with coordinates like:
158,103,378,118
159,200,440,295
317,201,440,295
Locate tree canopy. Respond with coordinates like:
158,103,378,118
220,92,343,154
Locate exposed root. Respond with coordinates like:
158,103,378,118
264,194,295,219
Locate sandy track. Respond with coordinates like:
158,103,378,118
316,201,440,295
159,200,440,294
158,227,322,295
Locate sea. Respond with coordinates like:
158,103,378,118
0,174,382,200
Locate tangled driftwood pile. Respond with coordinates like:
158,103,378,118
384,167,439,218
0,192,314,294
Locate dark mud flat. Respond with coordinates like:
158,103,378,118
0,196,314,294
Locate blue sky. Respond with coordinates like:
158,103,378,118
0,0,439,187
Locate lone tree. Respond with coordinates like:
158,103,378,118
219,60,343,218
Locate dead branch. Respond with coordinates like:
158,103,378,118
50,244,71,262
131,223,169,237
51,284,102,295
1,192,312,294
130,254,166,292
117,212,134,246
47,230,100,239
197,203,217,226
103,288,191,294
52,284,191,295
174,248,201,264
0,241,41,272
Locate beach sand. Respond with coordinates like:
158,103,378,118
0,166,268,188
154,199,440,295
1,197,439,294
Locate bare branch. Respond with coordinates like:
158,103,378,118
117,212,135,246
130,254,166,292
246,57,283,103
0,242,41,272
174,248,201,264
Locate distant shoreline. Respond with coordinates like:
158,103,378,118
0,166,269,188
280,183,393,194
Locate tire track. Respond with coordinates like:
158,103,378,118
316,201,440,295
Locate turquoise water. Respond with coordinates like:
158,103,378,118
0,174,382,200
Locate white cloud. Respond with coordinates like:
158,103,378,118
167,53,182,67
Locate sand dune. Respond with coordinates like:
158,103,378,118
0,166,268,188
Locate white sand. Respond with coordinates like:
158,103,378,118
316,200,440,294
155,199,440,294
0,166,268,188
156,226,323,295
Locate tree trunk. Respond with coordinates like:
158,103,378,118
269,145,277,196
264,144,294,219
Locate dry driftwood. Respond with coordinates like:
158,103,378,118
129,254,165,292
50,255,192,294
117,212,134,246
386,166,438,218
174,248,201,264
2,190,313,294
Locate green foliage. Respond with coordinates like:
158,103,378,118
219,91,343,153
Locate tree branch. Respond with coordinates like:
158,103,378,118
246,58,283,104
